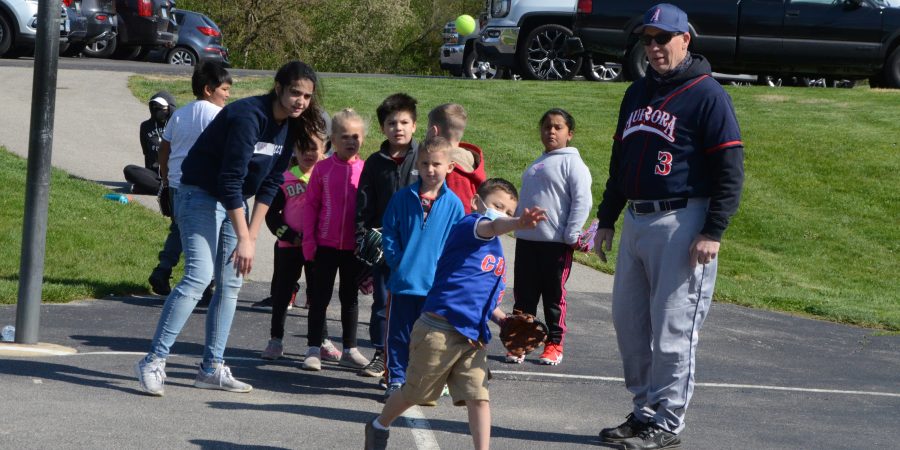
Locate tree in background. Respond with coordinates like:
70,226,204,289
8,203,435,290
175,0,483,73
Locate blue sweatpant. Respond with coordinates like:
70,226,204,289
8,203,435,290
384,293,425,385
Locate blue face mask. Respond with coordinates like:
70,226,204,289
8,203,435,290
476,195,507,221
483,207,507,221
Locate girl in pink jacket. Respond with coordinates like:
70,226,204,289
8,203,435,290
300,109,370,371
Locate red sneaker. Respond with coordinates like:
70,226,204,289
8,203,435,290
539,343,563,366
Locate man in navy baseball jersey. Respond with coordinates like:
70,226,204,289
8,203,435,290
593,4,745,449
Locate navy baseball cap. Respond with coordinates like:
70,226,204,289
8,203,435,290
634,3,689,34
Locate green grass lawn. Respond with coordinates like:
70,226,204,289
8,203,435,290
134,76,897,331
0,147,173,304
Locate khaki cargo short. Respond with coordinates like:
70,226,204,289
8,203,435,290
401,319,490,406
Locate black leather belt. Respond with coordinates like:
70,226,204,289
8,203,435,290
629,198,689,215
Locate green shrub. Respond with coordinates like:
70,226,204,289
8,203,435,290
176,0,483,73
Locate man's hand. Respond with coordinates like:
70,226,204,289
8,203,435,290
594,228,615,263
517,207,547,229
689,234,720,268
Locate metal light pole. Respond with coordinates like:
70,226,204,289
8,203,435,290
16,0,61,344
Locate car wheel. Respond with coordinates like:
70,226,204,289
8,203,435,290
167,46,197,66
624,41,648,81
0,13,12,57
464,48,502,79
82,38,116,58
518,24,582,81
132,46,152,61
825,78,855,89
583,54,622,82
60,42,85,57
884,46,900,89
113,44,143,60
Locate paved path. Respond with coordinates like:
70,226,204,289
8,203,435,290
0,62,898,449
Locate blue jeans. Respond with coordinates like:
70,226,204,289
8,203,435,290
157,187,182,270
148,184,244,365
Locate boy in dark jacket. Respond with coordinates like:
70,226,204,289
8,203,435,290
354,93,419,380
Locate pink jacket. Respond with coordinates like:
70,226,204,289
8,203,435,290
301,154,364,260
277,167,310,249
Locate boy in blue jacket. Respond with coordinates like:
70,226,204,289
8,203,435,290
380,137,464,397
364,178,546,450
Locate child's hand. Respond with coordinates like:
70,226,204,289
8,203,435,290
517,207,547,229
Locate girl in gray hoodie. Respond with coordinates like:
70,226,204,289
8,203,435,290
511,108,592,366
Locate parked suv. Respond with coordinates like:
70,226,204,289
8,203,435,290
569,0,900,88
83,0,175,59
475,0,584,80
165,9,227,66
60,0,116,56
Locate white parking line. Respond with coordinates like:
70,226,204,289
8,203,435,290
491,370,900,398
402,406,441,450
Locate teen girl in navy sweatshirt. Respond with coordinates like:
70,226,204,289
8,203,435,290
135,61,327,397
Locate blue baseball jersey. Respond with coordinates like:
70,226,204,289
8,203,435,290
422,214,506,344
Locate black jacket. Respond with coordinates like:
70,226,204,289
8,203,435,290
355,138,419,236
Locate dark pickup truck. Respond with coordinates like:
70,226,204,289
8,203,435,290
568,0,900,88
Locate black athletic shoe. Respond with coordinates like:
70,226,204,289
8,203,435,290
148,267,172,296
619,424,681,449
599,413,649,443
358,351,385,377
364,419,389,450
250,296,274,311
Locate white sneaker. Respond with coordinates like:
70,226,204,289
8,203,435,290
134,355,166,396
194,363,252,393
261,339,284,360
302,347,322,371
320,339,341,362
340,347,370,369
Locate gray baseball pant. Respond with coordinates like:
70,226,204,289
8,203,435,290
611,198,717,434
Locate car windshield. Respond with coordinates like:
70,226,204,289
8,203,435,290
875,0,899,6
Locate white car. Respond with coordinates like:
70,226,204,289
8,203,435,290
0,0,70,57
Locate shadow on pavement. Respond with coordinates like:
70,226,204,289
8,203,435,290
0,359,142,395
206,402,597,446
188,441,289,450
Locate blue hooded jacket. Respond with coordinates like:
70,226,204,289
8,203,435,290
381,181,464,296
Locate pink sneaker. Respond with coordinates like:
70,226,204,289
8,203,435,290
320,339,341,362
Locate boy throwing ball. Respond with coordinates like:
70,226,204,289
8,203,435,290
365,178,546,450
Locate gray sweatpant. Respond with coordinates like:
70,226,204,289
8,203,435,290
611,198,717,434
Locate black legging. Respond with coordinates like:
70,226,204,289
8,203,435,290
269,244,330,340
306,246,359,348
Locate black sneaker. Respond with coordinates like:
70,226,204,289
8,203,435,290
358,351,385,377
197,284,214,307
620,424,681,449
148,267,172,296
364,419,389,450
251,296,273,311
599,413,649,443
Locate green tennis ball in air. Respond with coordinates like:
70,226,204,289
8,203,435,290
455,14,476,36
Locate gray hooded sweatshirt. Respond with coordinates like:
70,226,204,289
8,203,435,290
514,146,593,244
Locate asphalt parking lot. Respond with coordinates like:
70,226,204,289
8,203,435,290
0,60,898,450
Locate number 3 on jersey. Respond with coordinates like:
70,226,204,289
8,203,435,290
654,151,673,176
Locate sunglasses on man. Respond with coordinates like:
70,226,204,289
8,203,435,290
639,32,683,46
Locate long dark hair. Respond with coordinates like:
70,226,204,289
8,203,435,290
271,60,327,151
